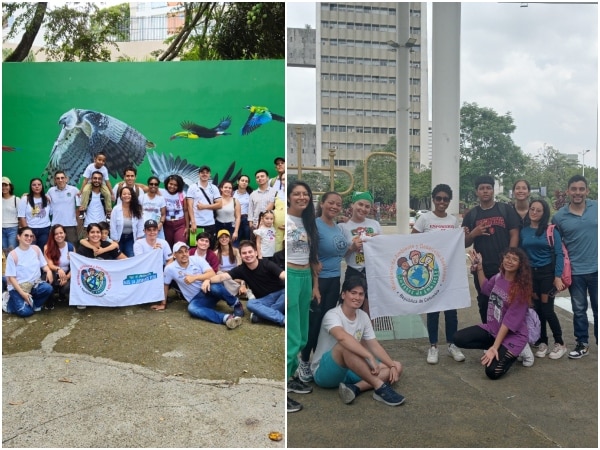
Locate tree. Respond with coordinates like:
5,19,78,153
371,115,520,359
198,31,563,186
460,102,528,203
3,2,46,62
410,168,432,210
353,137,397,205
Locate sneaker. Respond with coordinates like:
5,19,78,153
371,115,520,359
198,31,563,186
225,314,242,329
548,343,567,360
78,212,85,220
77,305,87,310
250,312,261,324
233,301,244,318
44,301,55,311
105,214,111,224
287,396,302,413
246,289,256,300
520,343,535,367
338,382,357,405
2,291,10,313
568,342,589,359
287,377,313,394
535,343,548,358
33,306,42,312
426,346,439,364
372,383,405,406
448,343,466,362
296,359,313,383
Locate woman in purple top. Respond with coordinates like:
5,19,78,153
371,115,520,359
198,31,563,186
454,247,533,380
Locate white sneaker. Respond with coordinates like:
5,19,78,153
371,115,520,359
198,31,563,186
426,346,439,364
520,343,535,367
296,359,313,383
2,291,10,313
548,343,567,360
447,343,466,362
246,289,256,300
535,343,548,358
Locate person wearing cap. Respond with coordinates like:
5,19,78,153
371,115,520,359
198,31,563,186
270,157,285,200
133,219,173,266
186,165,222,243
203,240,284,326
248,169,275,231
338,191,382,317
47,171,80,246
2,176,19,255
160,241,245,328
462,175,520,323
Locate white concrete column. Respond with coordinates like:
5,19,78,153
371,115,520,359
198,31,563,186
431,3,461,215
396,2,411,233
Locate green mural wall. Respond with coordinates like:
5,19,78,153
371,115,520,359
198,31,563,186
2,60,284,195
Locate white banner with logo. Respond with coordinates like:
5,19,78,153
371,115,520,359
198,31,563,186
69,250,164,307
363,229,471,319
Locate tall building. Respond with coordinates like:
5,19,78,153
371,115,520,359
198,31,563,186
316,2,429,171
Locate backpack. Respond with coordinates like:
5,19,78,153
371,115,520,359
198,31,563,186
546,224,572,289
526,307,541,345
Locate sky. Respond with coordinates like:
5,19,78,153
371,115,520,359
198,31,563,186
286,2,598,167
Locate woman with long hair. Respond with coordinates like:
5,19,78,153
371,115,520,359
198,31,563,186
160,174,189,249
3,226,54,317
17,178,52,251
141,175,167,239
520,199,567,359
512,179,531,225
2,177,19,255
454,247,533,379
286,180,319,413
297,191,348,383
43,224,75,309
109,186,144,257
213,229,242,296
233,175,252,242
78,223,126,261
215,180,241,244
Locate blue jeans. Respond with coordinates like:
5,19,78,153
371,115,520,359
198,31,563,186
569,272,598,345
427,309,458,345
7,282,53,317
120,233,135,257
2,226,18,253
32,226,51,253
247,289,285,326
187,282,239,324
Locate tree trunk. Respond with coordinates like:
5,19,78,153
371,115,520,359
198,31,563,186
4,2,48,62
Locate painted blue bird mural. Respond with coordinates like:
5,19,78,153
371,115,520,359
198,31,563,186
240,105,284,136
170,116,232,140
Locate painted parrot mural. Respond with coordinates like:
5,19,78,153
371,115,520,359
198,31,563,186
241,105,284,136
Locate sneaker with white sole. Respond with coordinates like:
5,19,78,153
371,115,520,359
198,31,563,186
426,346,439,364
568,342,589,359
338,382,357,404
548,343,567,360
287,377,313,394
372,383,405,406
2,291,10,313
448,343,466,362
535,342,548,358
225,314,242,329
520,343,535,367
296,359,313,383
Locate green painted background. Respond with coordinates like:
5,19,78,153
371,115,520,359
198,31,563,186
2,60,284,195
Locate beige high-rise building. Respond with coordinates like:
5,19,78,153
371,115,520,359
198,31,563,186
316,2,429,171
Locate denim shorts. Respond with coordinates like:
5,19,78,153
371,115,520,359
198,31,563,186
313,350,361,388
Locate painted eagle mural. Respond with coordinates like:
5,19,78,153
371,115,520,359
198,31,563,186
43,109,154,187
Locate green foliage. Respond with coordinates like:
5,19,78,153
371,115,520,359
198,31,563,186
410,168,432,210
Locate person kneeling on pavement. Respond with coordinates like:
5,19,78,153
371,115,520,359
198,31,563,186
203,240,284,326
160,242,245,329
310,276,406,407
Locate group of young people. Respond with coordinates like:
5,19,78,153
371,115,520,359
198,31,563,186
2,155,288,329
285,173,597,413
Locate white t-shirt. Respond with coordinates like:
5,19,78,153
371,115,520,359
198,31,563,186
83,163,109,183
17,195,52,228
141,193,166,224
187,182,221,226
286,215,310,265
233,191,250,215
47,185,79,226
339,218,381,270
163,257,211,302
253,226,277,257
160,189,186,221
2,195,19,227
5,246,47,290
133,239,172,265
84,191,108,226
413,211,460,233
311,304,376,375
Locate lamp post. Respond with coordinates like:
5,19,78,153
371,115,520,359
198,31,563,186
581,149,590,177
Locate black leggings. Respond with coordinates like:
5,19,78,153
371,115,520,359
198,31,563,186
454,326,518,380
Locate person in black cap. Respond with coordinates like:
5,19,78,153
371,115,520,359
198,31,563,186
133,219,173,266
186,165,222,245
270,157,285,199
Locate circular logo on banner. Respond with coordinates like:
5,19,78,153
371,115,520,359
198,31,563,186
395,248,442,298
79,266,109,295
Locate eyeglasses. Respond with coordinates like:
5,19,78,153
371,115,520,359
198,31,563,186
21,234,35,238
148,183,159,186
434,196,450,202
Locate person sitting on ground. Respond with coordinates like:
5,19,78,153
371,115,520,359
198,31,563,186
454,247,533,379
133,219,173,266
204,240,284,326
213,229,242,296
79,221,119,257
3,226,54,317
310,276,405,407
43,224,74,309
159,242,245,327
189,231,219,272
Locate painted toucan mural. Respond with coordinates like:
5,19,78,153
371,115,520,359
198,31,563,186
2,61,284,196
